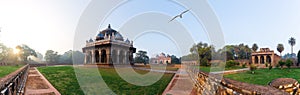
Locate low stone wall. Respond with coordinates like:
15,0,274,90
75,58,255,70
189,70,291,95
0,65,29,95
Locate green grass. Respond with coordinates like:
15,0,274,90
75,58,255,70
38,66,174,95
0,65,23,78
198,66,244,72
224,68,300,85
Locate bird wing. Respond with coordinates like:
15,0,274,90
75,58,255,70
169,15,180,22
180,9,190,15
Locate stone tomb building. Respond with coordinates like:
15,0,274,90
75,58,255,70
251,48,281,67
82,24,136,64
150,53,171,64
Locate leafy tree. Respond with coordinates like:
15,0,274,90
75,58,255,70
252,43,258,52
288,37,296,54
0,43,18,64
16,44,37,62
191,42,213,66
278,60,285,69
134,50,149,65
285,59,293,69
45,50,60,63
298,50,300,66
170,55,180,64
277,44,284,56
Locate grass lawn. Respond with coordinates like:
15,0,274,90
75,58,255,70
197,66,244,72
0,65,23,78
224,68,300,85
38,66,174,95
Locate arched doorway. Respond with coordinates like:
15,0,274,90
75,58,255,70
254,56,258,64
101,49,107,63
119,50,124,64
260,56,265,64
95,50,100,63
266,55,271,63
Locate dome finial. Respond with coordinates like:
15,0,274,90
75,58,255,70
108,24,111,28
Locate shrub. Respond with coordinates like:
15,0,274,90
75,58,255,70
265,63,268,67
268,65,273,70
250,64,257,74
286,59,293,69
276,64,280,68
278,60,285,69
226,60,239,67
242,64,246,68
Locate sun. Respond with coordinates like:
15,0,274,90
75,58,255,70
13,48,20,54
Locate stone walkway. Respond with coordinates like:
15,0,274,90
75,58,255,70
25,67,60,95
162,68,194,95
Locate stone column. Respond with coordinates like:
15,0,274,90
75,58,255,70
91,51,95,64
99,50,101,64
258,56,261,64
271,53,274,65
264,55,267,64
84,53,87,64
251,56,255,64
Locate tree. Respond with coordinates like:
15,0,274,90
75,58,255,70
0,43,18,64
45,50,60,63
285,59,293,69
134,50,149,65
277,44,284,56
278,60,285,69
170,55,180,64
288,37,296,54
191,42,213,66
16,44,37,62
252,43,258,52
298,50,300,66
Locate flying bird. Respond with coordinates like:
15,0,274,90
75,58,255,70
169,9,190,22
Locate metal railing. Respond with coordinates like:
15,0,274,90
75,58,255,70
0,64,29,95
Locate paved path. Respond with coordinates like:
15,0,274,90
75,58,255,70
162,67,194,95
25,67,60,95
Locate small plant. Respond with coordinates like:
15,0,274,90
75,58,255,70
250,64,257,74
268,65,273,70
286,59,293,69
226,60,239,68
276,64,280,68
265,63,268,67
242,64,246,68
278,60,285,69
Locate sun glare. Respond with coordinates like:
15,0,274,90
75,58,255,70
13,48,20,54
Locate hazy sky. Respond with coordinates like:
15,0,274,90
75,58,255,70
0,0,299,57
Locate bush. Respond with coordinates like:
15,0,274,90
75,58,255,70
286,59,293,69
278,60,285,69
226,60,239,67
250,64,257,74
265,63,268,67
242,64,246,68
276,64,280,68
268,65,272,70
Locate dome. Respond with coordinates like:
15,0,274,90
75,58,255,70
115,32,124,41
96,24,124,41
89,38,93,42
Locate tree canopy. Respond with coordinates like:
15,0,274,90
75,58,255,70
134,50,149,65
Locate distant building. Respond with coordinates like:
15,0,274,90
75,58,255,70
251,48,281,67
150,53,171,64
82,24,136,64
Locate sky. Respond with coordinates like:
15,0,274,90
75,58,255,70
0,0,299,57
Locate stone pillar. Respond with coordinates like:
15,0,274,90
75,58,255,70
99,50,101,64
264,55,267,64
84,53,87,64
258,56,261,64
271,53,275,65
107,54,111,64
91,51,95,64
251,56,255,64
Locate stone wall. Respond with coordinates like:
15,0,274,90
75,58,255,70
190,70,292,95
